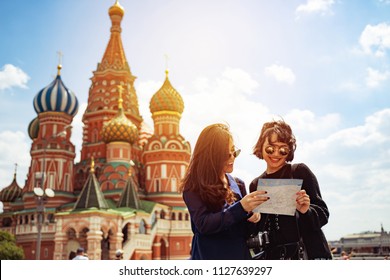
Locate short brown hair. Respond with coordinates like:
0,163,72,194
253,120,296,162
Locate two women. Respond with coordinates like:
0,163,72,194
182,120,331,260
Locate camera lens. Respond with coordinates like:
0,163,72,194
246,231,269,249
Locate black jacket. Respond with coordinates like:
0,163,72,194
249,163,332,259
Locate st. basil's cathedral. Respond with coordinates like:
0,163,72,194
0,1,193,260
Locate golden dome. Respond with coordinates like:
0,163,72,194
109,0,124,17
102,86,138,144
150,70,184,114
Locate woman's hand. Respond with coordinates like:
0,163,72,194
296,190,310,214
240,190,269,212
247,212,261,223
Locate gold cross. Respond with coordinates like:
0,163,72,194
57,51,63,65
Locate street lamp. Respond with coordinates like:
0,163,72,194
34,187,55,260
33,127,70,260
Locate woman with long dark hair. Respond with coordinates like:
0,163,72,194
181,123,267,260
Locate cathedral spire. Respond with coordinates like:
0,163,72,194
73,157,108,210
117,162,142,209
57,51,63,75
98,0,129,72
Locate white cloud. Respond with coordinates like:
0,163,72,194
365,67,390,88
293,109,390,239
0,64,30,91
296,0,335,17
297,109,390,179
136,79,162,127
338,80,362,92
264,64,296,85
219,67,259,96
180,68,268,150
0,131,30,190
70,102,87,163
295,108,390,170
284,109,341,138
359,23,390,57
337,67,390,93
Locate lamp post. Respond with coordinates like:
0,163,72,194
34,187,55,260
34,126,70,260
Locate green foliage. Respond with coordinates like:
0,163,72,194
0,231,24,260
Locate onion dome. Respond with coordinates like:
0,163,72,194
0,170,22,203
102,87,138,144
109,0,124,17
150,70,184,114
27,117,39,139
33,65,79,117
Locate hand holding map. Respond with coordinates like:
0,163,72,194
253,179,303,216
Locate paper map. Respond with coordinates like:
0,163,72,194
253,179,303,216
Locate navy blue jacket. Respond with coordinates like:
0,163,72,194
183,174,253,260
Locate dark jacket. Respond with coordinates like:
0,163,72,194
183,174,253,260
249,163,332,259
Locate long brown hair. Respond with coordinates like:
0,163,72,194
181,123,236,211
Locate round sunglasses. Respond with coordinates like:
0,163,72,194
264,145,289,156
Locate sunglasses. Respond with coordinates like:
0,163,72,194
265,145,289,156
229,149,241,158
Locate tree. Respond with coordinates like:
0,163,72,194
0,230,24,260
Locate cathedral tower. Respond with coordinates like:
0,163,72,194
25,64,78,208
0,1,193,260
75,0,143,190
144,70,191,206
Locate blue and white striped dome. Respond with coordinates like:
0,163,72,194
33,65,79,117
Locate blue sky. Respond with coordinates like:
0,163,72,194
1,0,389,241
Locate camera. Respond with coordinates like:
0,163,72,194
247,231,270,249
247,231,270,259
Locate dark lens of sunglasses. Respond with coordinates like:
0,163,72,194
279,147,289,156
233,149,241,157
265,146,274,155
